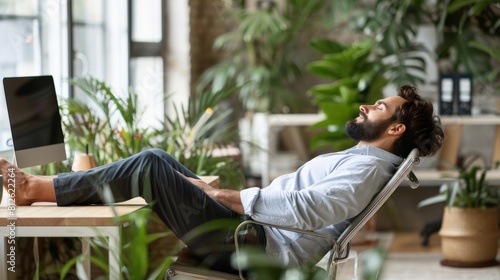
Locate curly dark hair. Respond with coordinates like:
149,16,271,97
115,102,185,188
392,85,444,158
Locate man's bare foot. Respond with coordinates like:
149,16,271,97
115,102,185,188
0,159,55,205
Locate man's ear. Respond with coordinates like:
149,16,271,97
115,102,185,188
388,123,406,136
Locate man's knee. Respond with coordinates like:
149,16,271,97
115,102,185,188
137,148,166,162
136,149,178,169
148,148,168,156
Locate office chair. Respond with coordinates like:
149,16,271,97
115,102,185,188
166,148,421,280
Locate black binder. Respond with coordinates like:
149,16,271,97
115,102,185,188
438,73,473,115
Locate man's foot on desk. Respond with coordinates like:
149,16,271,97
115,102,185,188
0,158,56,205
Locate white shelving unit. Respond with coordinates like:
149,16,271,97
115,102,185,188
437,115,500,172
259,114,500,187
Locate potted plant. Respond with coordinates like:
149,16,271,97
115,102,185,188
418,166,500,267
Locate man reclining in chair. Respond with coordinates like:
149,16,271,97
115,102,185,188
1,85,443,274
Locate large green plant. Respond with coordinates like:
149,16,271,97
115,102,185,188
155,83,245,189
319,0,428,86
197,0,327,114
330,0,500,93
62,77,155,165
307,39,386,151
58,76,244,189
434,0,500,90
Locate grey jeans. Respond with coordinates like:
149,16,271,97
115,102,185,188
54,148,264,272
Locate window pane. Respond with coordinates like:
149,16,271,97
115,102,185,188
0,19,41,151
131,0,161,42
0,91,12,151
73,25,105,79
0,0,38,16
72,0,103,23
130,57,164,128
0,19,39,75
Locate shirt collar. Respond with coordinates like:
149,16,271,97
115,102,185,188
345,145,403,166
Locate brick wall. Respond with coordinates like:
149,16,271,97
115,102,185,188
188,0,228,95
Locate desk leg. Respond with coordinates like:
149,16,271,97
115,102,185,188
493,125,500,168
81,237,91,277
438,124,463,170
107,227,121,280
0,236,6,280
261,115,271,187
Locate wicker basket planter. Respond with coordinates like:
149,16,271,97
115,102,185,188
439,207,500,267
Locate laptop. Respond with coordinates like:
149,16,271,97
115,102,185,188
3,75,67,168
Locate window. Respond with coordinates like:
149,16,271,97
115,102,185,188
0,0,42,152
0,0,176,153
129,0,165,128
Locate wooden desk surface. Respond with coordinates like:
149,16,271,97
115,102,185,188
0,176,220,227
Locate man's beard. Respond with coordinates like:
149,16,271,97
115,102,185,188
345,112,395,142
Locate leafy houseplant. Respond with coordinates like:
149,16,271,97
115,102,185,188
419,166,500,209
63,77,156,166
197,0,327,114
329,0,500,96
418,166,500,267
197,0,331,176
307,38,386,152
434,0,500,93
59,76,244,189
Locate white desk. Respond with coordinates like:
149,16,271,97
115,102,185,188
0,176,219,279
0,197,145,279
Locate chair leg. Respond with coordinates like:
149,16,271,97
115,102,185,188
329,262,338,280
329,251,359,280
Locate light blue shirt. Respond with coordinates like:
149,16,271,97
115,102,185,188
240,145,403,267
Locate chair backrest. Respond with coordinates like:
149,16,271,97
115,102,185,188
334,148,420,259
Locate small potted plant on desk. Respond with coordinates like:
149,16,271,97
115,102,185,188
418,166,500,267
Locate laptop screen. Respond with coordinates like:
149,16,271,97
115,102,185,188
3,75,66,168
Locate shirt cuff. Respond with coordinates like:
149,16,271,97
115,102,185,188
240,187,261,216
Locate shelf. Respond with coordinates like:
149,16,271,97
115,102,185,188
263,114,500,128
409,169,500,187
266,114,500,126
440,115,500,125
266,113,324,126
259,113,500,187
438,115,500,171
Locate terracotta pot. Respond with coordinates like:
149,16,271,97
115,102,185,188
439,207,500,267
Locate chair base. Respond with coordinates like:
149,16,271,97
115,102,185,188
165,262,241,280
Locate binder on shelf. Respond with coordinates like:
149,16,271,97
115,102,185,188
438,73,473,115
439,73,455,115
457,73,473,115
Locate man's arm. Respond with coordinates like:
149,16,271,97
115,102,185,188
182,175,245,215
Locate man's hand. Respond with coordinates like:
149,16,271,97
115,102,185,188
178,172,245,215
182,176,213,193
